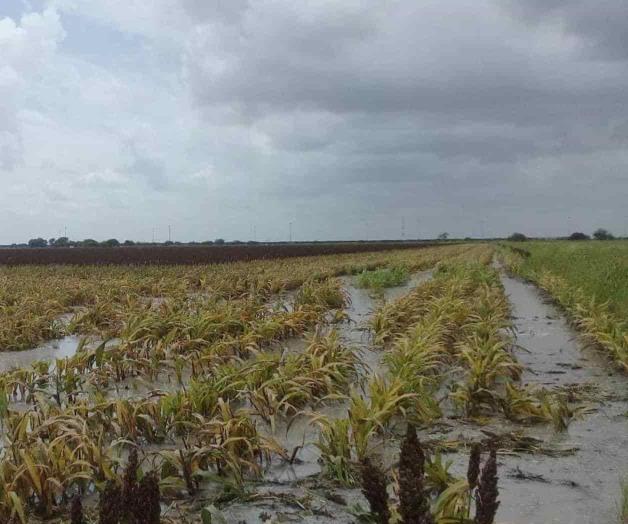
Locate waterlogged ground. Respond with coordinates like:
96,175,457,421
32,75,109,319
210,270,628,524
1,266,626,523
200,273,434,522
0,335,122,373
257,272,434,481
495,275,628,524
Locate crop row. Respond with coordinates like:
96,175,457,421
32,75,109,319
0,245,472,352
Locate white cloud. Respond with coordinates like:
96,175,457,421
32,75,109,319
0,8,65,169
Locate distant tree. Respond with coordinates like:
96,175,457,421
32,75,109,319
164,240,174,246
437,232,449,240
508,232,527,242
28,237,48,248
214,238,225,244
201,240,214,245
593,228,614,240
101,238,120,247
569,232,590,241
52,237,70,247
123,240,135,246
81,239,99,247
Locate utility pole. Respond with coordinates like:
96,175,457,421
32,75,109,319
152,227,156,243
289,222,293,243
401,216,406,240
168,225,171,243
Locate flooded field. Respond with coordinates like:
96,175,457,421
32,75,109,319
0,244,625,523
210,268,628,524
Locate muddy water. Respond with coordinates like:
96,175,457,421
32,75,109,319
0,335,83,373
218,483,362,524
261,403,349,483
0,336,119,373
0,308,87,372
493,275,628,524
339,270,432,374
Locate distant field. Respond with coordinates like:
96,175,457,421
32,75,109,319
508,240,628,316
0,241,436,265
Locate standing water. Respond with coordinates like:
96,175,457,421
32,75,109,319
495,274,628,524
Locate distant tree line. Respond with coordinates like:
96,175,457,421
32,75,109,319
12,228,622,249
25,237,127,248
21,237,241,248
508,228,617,242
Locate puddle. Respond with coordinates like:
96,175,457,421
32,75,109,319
338,270,433,374
260,403,350,483
0,336,83,373
0,336,119,373
217,483,364,524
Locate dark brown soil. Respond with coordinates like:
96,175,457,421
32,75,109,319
0,242,438,265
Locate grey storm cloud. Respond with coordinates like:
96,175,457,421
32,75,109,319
183,0,628,158
0,0,626,242
506,0,628,60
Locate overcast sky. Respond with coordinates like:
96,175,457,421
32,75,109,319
1,0,627,243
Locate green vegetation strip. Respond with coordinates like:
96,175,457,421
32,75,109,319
355,266,409,291
500,241,628,371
